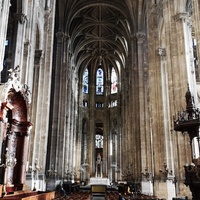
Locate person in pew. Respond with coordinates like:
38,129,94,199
128,184,134,194
55,183,66,197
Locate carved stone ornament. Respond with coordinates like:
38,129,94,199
34,50,43,65
44,9,51,31
174,12,189,23
136,32,145,44
4,66,31,104
13,13,27,24
0,0,3,14
186,0,193,17
20,84,31,104
157,47,166,57
56,32,65,44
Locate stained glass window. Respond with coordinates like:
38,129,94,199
111,67,118,94
83,68,89,93
96,68,104,95
95,134,103,148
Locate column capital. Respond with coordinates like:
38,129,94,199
174,12,192,28
136,32,145,44
56,32,65,44
174,12,190,23
0,1,3,14
56,32,70,44
157,47,166,58
13,13,27,24
34,50,43,65
143,66,148,81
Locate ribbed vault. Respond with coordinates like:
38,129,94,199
56,0,141,70
70,5,131,69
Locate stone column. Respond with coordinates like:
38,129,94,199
21,42,30,84
175,13,197,103
30,49,42,163
159,47,176,199
48,31,65,173
192,0,200,82
88,83,95,176
136,32,146,179
35,4,56,173
146,2,171,199
0,1,10,72
12,13,27,68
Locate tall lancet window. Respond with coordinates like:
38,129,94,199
111,67,118,94
83,68,89,94
95,134,103,148
96,68,104,95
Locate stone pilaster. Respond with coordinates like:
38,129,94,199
46,31,72,178
0,0,10,72
36,1,56,174
147,2,169,198
135,32,148,179
12,13,27,69
13,13,27,24
157,46,175,181
34,50,43,66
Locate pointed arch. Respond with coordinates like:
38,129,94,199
96,68,104,95
83,68,89,94
111,67,118,94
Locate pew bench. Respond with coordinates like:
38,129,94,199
0,191,55,200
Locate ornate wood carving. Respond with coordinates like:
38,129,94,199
0,66,32,190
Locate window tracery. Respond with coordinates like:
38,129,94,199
83,68,89,94
111,67,118,94
96,68,104,95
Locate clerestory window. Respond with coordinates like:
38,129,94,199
111,67,118,94
96,68,104,95
83,68,89,94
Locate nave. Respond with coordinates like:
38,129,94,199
51,182,186,200
53,190,160,200
1,0,200,199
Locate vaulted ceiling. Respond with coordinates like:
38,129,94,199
55,0,146,70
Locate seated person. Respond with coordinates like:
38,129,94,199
127,184,133,194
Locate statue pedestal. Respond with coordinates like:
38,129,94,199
95,163,102,178
141,181,153,195
95,153,103,178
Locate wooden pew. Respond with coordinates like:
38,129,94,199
2,191,38,199
22,191,55,200
0,185,3,197
0,191,55,200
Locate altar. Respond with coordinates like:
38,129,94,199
89,177,110,185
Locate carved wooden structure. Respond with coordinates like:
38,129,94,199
174,87,200,200
0,67,32,193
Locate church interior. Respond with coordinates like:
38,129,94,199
0,0,200,199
